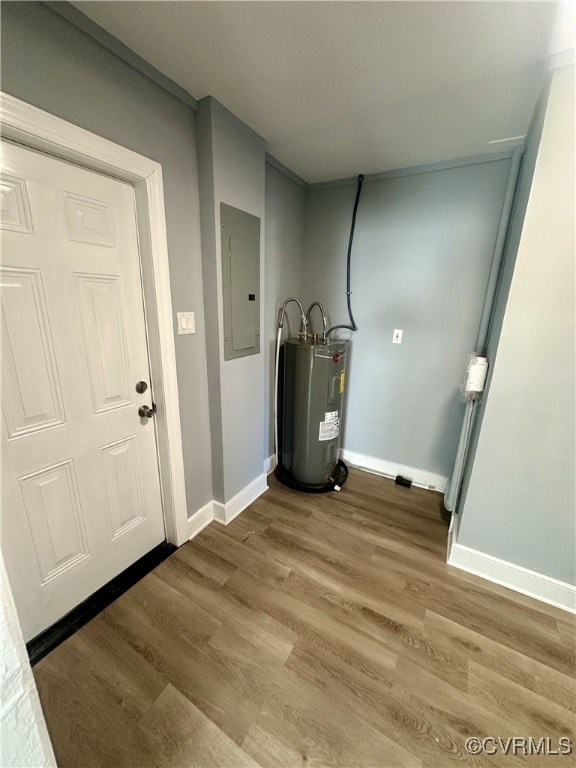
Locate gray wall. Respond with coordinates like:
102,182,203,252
0,1,213,517
197,97,266,503
458,64,575,585
264,162,307,459
303,160,512,478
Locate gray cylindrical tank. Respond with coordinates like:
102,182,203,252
280,338,348,486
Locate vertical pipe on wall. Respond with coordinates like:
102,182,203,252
444,148,523,514
475,148,523,355
444,401,475,514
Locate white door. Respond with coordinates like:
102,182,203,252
0,141,165,641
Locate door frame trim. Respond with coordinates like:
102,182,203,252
1,92,189,545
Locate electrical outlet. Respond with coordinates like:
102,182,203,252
177,312,195,335
392,329,403,344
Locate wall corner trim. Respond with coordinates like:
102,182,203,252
448,542,576,615
340,449,447,492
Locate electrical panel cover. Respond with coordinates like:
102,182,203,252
220,203,261,360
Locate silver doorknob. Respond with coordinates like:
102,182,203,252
138,403,156,419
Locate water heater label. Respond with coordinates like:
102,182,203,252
319,411,340,441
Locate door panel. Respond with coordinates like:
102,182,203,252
0,173,34,233
1,141,165,641
1,267,65,438
76,274,132,413
64,192,116,247
100,436,146,539
19,459,89,584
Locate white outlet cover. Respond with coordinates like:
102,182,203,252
177,311,195,335
393,329,403,344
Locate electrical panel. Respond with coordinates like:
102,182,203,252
221,203,260,360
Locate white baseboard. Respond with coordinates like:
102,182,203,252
185,471,268,538
449,542,576,615
340,449,447,493
186,500,214,540
213,472,268,526
263,454,277,475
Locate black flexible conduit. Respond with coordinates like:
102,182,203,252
326,173,365,337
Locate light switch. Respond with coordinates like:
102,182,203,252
392,329,403,344
177,312,195,335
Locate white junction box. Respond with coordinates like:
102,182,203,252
177,311,195,335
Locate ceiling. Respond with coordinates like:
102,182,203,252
73,1,563,183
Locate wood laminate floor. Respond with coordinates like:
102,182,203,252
34,470,576,767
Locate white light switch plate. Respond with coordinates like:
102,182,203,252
393,329,403,344
177,312,195,335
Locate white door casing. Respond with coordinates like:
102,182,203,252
0,93,189,547
0,94,190,643
1,141,166,640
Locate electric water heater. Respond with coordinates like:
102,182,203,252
279,338,347,489
274,173,364,493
